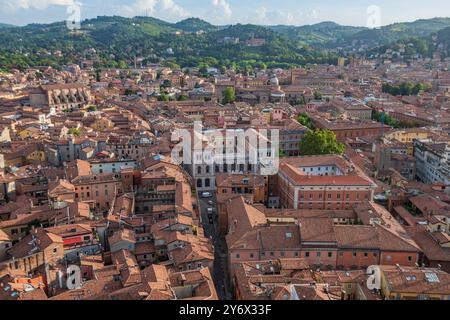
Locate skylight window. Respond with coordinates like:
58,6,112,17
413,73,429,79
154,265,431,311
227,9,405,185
424,272,440,283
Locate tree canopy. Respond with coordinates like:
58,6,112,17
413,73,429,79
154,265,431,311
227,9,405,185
222,87,236,105
382,82,431,96
67,128,81,136
299,129,345,156
297,112,314,129
372,110,422,129
314,92,323,100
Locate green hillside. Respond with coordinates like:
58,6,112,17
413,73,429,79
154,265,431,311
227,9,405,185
0,16,338,71
269,22,366,47
1,16,450,72
174,18,218,32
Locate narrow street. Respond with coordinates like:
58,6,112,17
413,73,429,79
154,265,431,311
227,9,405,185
198,192,233,300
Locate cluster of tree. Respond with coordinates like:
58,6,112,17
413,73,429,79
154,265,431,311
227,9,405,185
372,110,422,129
382,82,432,96
371,110,400,128
313,91,323,100
222,87,236,104
67,128,81,136
269,22,366,48
438,26,450,48
157,93,170,102
299,129,345,156
372,37,434,60
297,113,314,129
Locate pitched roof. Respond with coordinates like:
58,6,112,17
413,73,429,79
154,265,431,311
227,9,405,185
229,225,301,251
225,196,267,247
8,228,63,259
109,229,136,248
169,241,214,265
299,217,336,243
409,194,450,216
0,229,11,242
380,266,450,295
405,226,450,262
335,224,421,252
48,179,75,196
45,223,91,238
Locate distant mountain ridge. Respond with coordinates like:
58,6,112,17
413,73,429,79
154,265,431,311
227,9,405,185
4,16,450,45
268,17,450,48
342,17,450,47
0,23,14,29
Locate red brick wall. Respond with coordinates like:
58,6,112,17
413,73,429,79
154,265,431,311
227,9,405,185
336,250,380,269
297,190,371,210
333,127,382,141
335,250,418,269
228,249,302,274
379,251,419,267
301,250,337,268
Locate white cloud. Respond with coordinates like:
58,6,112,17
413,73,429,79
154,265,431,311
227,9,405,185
251,6,318,25
212,0,232,20
1,0,76,11
121,0,190,21
255,7,267,22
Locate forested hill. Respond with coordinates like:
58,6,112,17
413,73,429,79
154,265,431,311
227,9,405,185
269,18,450,48
0,16,450,72
0,23,14,29
0,16,338,71
268,22,366,47
438,26,450,46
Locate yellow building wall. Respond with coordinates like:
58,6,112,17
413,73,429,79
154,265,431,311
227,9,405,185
27,151,46,162
18,130,33,139
93,118,113,131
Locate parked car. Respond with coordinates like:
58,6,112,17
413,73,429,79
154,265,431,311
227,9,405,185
201,192,212,198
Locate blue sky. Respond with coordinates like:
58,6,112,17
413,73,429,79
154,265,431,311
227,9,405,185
1,0,450,26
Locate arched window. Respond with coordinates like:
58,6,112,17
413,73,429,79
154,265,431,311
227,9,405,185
197,179,202,188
